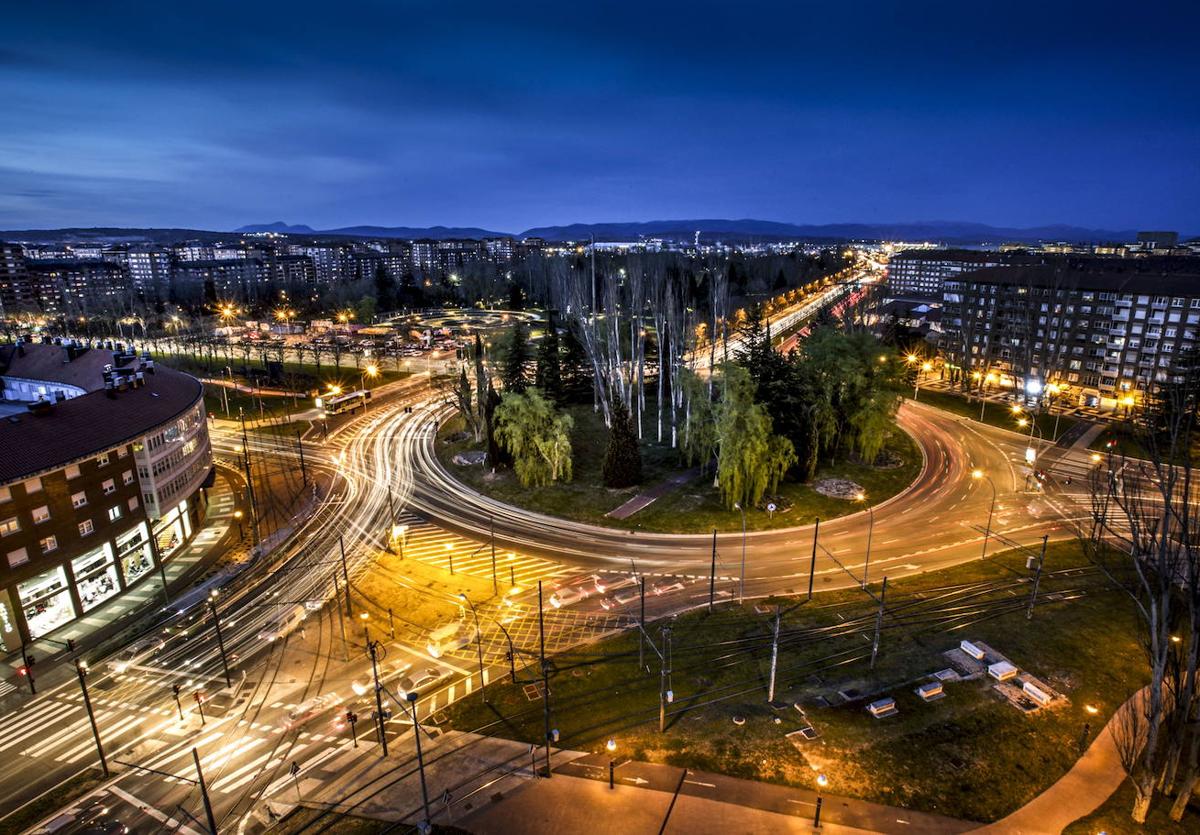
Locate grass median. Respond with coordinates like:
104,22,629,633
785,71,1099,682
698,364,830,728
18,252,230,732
437,400,921,534
916,389,1078,442
442,540,1145,823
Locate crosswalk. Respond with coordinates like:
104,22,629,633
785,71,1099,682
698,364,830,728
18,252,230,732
394,511,573,587
0,695,179,765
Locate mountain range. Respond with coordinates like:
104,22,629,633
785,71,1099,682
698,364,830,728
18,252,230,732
1,219,1179,246
236,218,1149,244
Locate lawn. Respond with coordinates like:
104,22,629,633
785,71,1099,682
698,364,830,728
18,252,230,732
917,389,1078,442
437,399,922,534
442,541,1147,824
1063,778,1200,833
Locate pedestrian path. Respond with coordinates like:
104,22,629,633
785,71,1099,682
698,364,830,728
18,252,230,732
392,511,574,588
606,467,700,520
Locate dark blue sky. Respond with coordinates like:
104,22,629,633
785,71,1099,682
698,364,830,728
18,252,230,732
3,1,1197,233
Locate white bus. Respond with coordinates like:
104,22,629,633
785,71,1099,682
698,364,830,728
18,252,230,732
257,604,307,642
324,389,371,415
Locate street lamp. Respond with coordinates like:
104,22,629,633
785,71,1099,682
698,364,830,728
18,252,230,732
972,469,997,560
233,509,244,540
458,593,488,704
855,492,875,589
361,363,379,391
733,502,747,604
208,590,232,688
815,773,828,827
606,738,617,789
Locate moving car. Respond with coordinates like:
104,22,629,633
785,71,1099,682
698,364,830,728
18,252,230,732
106,637,166,674
426,621,476,658
593,574,636,595
549,585,590,608
351,660,413,697
257,605,307,642
396,667,443,699
285,694,334,729
651,578,686,596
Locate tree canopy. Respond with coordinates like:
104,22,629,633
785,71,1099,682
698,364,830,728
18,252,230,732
494,388,574,486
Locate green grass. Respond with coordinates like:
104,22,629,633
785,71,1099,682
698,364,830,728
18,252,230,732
151,349,410,391
917,389,1078,442
438,401,922,533
0,769,108,833
444,541,1146,823
1063,778,1200,833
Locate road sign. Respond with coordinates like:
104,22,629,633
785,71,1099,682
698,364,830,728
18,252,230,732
767,503,777,513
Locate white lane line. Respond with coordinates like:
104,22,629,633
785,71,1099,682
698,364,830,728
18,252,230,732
108,785,204,835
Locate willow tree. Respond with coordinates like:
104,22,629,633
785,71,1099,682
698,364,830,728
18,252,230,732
714,364,796,510
494,388,574,487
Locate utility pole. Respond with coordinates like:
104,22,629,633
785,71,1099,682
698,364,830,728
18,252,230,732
808,518,821,601
490,516,498,595
767,606,781,704
339,535,352,618
295,428,307,486
709,529,717,612
238,408,261,547
406,692,432,827
207,592,232,688
366,626,388,757
869,576,888,670
75,661,108,777
658,626,672,733
538,580,552,778
1027,535,1049,619
639,577,646,671
193,748,218,835
332,573,349,661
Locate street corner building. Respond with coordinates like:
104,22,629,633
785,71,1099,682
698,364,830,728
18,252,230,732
0,337,213,649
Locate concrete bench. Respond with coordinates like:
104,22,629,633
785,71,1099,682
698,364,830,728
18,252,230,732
988,661,1018,681
916,682,944,701
1023,681,1052,705
960,640,986,660
867,697,898,718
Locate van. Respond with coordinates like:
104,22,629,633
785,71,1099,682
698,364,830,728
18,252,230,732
257,605,307,642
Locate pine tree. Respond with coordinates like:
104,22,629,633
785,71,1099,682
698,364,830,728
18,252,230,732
560,321,593,403
602,397,643,488
501,319,530,392
535,311,564,404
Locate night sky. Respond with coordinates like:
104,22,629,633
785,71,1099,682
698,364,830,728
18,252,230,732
2,1,1197,233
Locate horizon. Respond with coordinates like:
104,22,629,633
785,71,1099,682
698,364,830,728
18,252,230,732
1,1,1197,232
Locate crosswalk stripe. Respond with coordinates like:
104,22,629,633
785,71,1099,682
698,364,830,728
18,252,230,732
2,703,86,752
261,742,342,797
0,699,77,740
61,714,148,762
221,743,309,794
45,709,119,759
206,737,271,790
142,729,226,771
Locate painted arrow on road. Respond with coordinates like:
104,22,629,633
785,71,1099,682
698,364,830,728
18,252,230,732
623,776,650,785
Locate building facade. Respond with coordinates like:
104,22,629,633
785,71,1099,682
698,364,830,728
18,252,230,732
0,341,213,649
940,258,1200,410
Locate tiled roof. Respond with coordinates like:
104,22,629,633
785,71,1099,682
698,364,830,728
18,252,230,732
0,347,203,484
0,342,120,392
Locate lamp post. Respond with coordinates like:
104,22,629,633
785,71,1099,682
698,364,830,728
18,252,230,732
361,363,379,391
361,613,388,756
814,773,828,827
855,492,875,589
972,469,997,560
208,590,232,688
232,509,244,541
733,502,747,604
458,593,488,704
606,738,617,789
405,691,432,829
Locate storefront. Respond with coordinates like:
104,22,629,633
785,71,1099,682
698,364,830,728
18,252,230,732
116,523,155,586
0,591,20,652
17,566,76,639
155,499,193,558
72,544,120,613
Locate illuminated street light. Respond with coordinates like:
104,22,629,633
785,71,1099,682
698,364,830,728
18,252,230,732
972,470,997,560
606,738,618,789
856,492,875,589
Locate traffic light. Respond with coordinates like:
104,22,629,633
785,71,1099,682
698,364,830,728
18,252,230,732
346,710,357,724
66,638,76,653
17,666,28,677
173,683,181,697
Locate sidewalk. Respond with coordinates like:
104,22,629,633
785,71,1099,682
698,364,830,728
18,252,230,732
607,467,700,520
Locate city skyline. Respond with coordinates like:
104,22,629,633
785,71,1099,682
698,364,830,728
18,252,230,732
2,0,1198,233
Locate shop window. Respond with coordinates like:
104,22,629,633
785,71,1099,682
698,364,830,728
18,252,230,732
7,547,28,568
117,523,153,585
102,479,116,495
78,519,94,537
72,491,88,509
18,566,76,638
23,477,42,494
32,505,50,524
108,505,122,522
65,464,81,480
39,536,57,554
72,545,119,612
0,517,18,537
122,470,135,486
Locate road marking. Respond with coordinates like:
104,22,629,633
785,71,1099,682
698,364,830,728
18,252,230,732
684,779,716,788
108,786,204,835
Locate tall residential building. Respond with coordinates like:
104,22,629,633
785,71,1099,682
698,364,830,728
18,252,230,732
173,259,269,302
940,257,1200,410
24,260,130,317
104,246,172,304
288,244,351,285
0,342,212,648
0,242,34,316
885,249,1021,298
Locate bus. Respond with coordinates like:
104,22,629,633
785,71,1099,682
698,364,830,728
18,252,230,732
323,389,372,415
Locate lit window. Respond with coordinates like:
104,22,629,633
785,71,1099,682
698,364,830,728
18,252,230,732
96,453,110,467
102,479,116,495
0,517,18,537
39,536,57,554
72,491,88,509
108,506,122,522
122,470,135,486
79,519,94,536
24,477,42,494
0,486,9,503
117,446,128,459
32,505,50,524
7,547,28,568
65,464,81,480
127,496,139,511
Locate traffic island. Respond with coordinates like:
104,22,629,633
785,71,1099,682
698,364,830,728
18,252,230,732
441,541,1147,824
